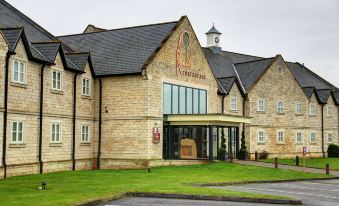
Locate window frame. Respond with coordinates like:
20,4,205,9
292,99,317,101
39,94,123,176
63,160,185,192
277,101,284,113
50,122,62,143
310,104,316,116
276,130,285,144
327,132,333,143
230,97,237,111
12,59,26,84
310,132,317,144
258,130,265,143
327,106,332,117
81,125,90,143
11,121,25,144
257,98,265,112
51,70,62,91
295,102,302,114
295,132,302,144
82,78,90,96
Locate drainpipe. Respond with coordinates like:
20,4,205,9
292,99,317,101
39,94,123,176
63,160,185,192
221,95,225,114
2,51,15,178
38,64,46,174
321,104,325,158
72,74,78,170
97,79,102,169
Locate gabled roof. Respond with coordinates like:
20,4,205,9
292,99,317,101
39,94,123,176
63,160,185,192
58,20,179,76
234,57,276,91
316,89,331,104
0,27,22,51
333,91,339,105
29,44,51,63
0,0,55,42
31,42,61,62
217,77,236,95
65,52,95,76
302,87,315,99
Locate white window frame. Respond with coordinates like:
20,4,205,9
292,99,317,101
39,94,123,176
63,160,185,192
295,132,302,144
327,106,332,117
257,98,265,112
12,59,26,84
277,101,284,113
51,70,62,91
82,78,90,96
50,122,61,143
310,104,316,116
81,125,90,143
258,130,265,143
277,130,285,144
11,121,25,144
310,132,317,143
230,97,237,111
328,132,333,143
295,102,302,114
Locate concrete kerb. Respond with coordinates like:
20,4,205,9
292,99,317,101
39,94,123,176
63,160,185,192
77,192,302,206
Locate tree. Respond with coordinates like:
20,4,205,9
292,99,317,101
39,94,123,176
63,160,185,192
238,131,248,160
218,128,227,161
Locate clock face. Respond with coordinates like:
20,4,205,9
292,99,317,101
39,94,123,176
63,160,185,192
215,36,219,43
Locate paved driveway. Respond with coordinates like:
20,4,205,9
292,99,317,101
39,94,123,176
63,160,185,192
215,179,339,206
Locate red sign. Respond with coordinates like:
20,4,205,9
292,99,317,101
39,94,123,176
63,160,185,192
303,146,307,156
153,127,161,144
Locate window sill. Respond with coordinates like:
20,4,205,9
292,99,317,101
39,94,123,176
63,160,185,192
49,143,62,147
80,142,91,146
295,113,303,116
11,82,27,88
230,109,238,112
81,95,92,100
277,112,285,115
327,116,332,118
9,143,26,148
310,143,317,145
50,89,64,95
257,111,265,113
295,143,303,145
277,142,285,145
257,142,266,145
309,114,316,117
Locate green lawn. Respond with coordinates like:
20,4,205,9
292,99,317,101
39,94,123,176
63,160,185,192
261,158,339,170
0,162,331,206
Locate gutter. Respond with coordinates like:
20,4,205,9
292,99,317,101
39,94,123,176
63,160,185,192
38,64,46,174
97,79,102,169
72,74,78,170
2,51,15,178
321,104,325,158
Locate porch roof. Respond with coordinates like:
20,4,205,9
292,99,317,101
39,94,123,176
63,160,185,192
163,114,251,126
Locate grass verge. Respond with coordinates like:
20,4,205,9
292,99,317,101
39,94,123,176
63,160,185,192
0,162,331,206
261,157,339,170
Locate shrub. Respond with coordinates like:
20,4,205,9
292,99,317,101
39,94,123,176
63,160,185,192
328,144,339,158
259,150,269,160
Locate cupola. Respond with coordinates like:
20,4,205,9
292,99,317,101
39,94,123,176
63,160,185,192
206,24,222,53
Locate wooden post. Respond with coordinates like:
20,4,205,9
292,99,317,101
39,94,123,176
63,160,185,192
296,155,299,166
326,163,330,175
274,157,278,169
255,151,258,161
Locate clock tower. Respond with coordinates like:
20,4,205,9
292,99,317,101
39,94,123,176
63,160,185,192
206,24,222,53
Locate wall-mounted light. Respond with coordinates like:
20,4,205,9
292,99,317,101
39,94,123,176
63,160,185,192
105,106,109,113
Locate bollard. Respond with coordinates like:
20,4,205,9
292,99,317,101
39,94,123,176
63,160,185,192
148,167,151,173
326,163,330,175
255,151,258,161
296,156,299,166
274,157,278,169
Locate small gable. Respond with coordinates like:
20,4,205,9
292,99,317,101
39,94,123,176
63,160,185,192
316,89,331,104
0,28,22,52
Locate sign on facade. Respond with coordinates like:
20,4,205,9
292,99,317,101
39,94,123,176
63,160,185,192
153,127,161,144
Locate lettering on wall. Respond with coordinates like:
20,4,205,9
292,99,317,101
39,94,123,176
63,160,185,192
176,32,206,80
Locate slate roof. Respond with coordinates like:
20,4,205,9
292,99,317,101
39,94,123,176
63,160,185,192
316,89,331,104
58,21,178,76
234,57,276,91
217,77,236,95
302,87,315,99
31,42,61,62
65,52,90,72
29,44,51,63
206,25,221,34
0,27,22,51
202,47,262,78
0,0,55,42
333,91,339,105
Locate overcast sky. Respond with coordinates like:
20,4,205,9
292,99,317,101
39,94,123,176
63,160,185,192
7,0,339,87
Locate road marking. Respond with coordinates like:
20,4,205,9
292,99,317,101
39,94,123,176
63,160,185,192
229,186,339,200
275,184,339,192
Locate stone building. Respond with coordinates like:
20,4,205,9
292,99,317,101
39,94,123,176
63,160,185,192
0,0,338,178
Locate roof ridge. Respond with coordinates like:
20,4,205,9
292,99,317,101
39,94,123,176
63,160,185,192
1,0,56,41
221,50,264,59
65,52,90,55
31,41,61,44
57,20,179,38
233,57,275,65
0,27,23,30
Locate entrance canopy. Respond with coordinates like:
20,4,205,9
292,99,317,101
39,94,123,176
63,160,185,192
164,114,251,126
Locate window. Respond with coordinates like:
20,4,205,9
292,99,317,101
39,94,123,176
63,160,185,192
310,104,316,116
328,133,333,143
310,132,317,143
277,101,284,113
257,98,265,111
295,103,302,114
296,132,302,144
51,123,61,143
11,121,24,143
163,83,207,115
230,97,237,111
81,125,90,142
277,130,284,143
327,106,332,117
258,130,265,143
82,78,90,95
52,70,62,90
13,60,25,83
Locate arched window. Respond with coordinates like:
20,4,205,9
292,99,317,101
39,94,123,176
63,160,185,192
277,101,284,113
